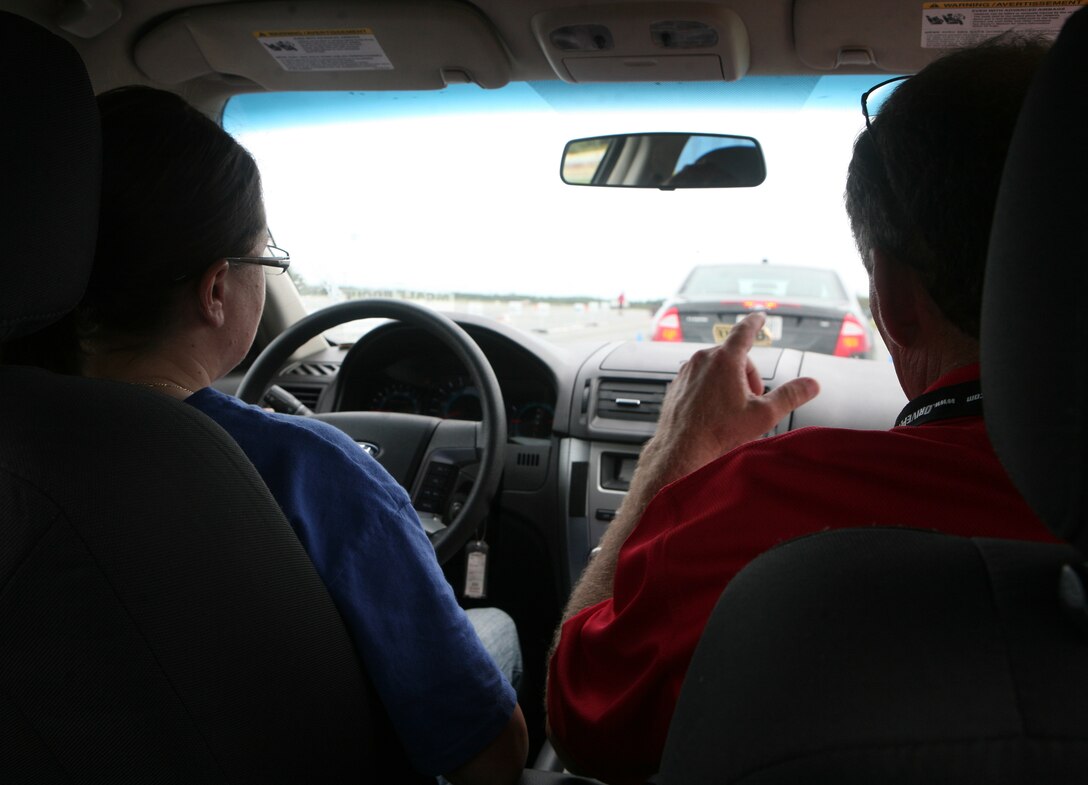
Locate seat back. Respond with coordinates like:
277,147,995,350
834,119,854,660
982,5,1088,550
656,8,1088,783
657,528,1088,784
0,12,382,780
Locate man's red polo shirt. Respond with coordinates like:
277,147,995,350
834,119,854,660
547,364,1057,784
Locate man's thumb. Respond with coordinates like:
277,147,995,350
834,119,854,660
767,376,820,415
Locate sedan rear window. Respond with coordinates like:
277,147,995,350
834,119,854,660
680,265,848,302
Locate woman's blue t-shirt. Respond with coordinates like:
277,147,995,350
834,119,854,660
187,387,515,775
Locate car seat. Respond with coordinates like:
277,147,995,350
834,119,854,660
0,12,414,782
654,7,1088,784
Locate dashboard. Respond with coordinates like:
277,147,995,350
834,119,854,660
267,313,907,594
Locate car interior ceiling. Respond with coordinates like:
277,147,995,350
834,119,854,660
1,1,1087,782
8,0,952,111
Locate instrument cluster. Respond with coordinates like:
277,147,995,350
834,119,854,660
338,326,557,441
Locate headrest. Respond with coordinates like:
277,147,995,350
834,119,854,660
0,12,100,341
983,6,1088,552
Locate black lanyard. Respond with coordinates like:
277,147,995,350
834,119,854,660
895,380,983,428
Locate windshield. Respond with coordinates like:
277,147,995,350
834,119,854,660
224,77,884,349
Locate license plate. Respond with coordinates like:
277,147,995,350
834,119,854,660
713,315,782,345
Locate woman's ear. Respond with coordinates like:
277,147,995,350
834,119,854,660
197,260,231,328
870,248,923,349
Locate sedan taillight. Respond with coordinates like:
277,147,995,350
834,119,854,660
834,312,870,357
651,307,683,342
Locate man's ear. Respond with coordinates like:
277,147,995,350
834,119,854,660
870,248,922,349
197,260,231,328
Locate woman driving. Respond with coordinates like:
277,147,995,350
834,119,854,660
75,86,527,785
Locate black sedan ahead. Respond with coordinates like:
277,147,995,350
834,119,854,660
650,263,875,358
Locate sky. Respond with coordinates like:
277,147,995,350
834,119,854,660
226,79,875,304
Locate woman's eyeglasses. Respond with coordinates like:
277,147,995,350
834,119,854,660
225,234,291,275
171,233,291,283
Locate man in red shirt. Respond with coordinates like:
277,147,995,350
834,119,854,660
546,38,1056,785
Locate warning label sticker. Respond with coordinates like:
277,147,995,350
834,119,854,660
254,29,393,72
921,2,1085,48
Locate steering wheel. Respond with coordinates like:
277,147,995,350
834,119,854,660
237,299,506,564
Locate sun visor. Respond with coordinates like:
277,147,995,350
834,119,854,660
793,0,937,72
531,2,749,83
134,0,510,90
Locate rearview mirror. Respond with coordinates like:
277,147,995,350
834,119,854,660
561,133,766,189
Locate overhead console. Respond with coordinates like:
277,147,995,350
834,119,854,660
134,0,511,89
531,2,750,83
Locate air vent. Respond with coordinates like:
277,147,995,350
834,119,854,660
279,383,322,410
284,362,340,377
516,452,541,467
596,379,668,422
